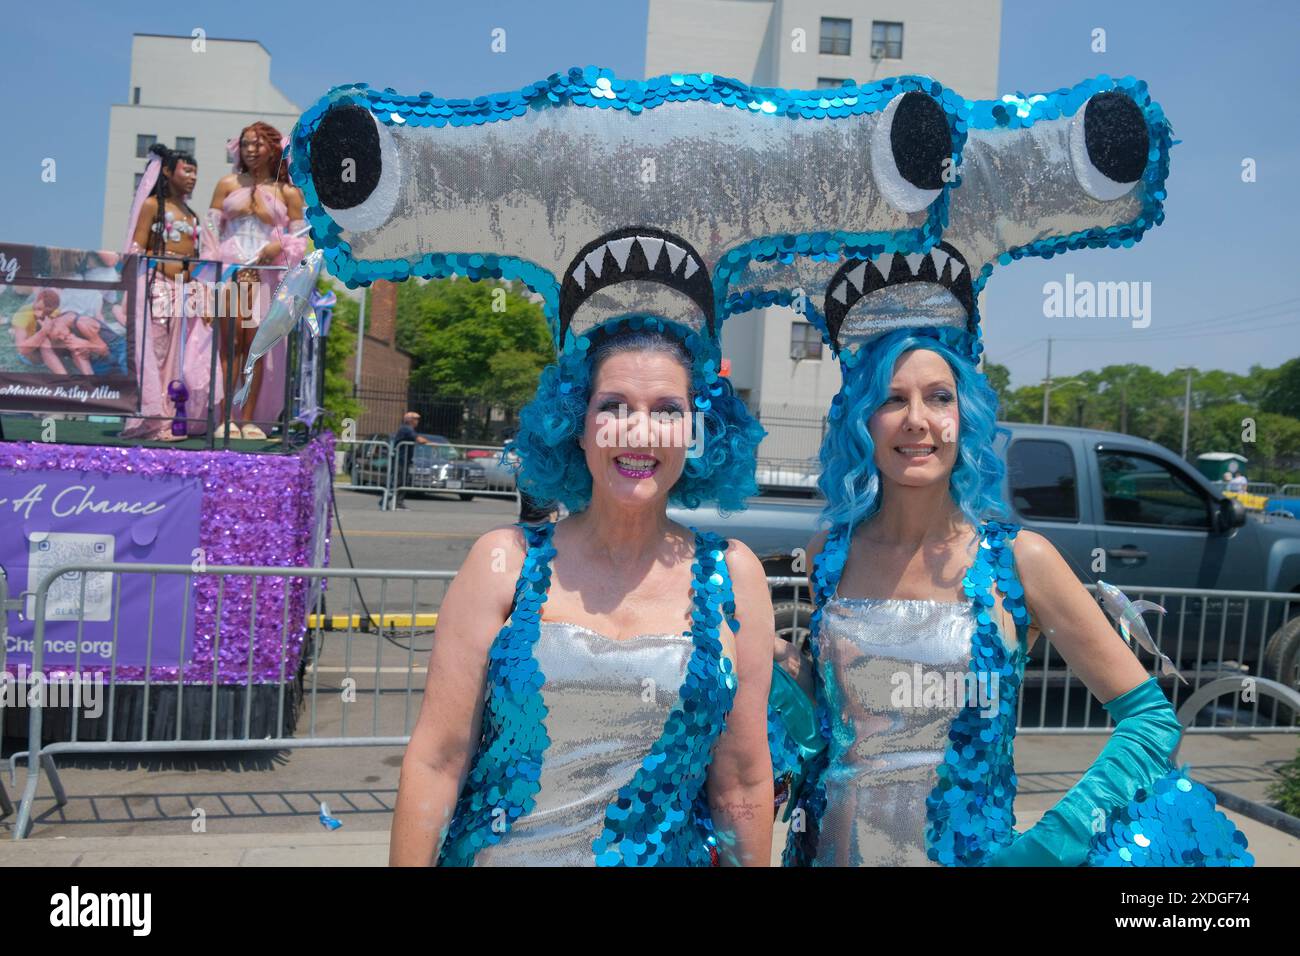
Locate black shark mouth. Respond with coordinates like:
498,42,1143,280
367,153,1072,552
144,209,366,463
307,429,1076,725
559,227,714,347
823,242,975,351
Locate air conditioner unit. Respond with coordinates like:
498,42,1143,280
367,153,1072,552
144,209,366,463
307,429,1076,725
871,44,886,59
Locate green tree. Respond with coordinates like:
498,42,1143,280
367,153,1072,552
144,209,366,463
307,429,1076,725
320,287,363,434
1262,357,1300,419
394,277,551,399
982,361,1011,413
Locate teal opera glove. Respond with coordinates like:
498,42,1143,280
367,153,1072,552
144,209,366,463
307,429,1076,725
986,676,1182,866
768,661,828,821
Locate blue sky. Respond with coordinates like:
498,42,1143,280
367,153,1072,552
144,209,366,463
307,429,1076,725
1,0,1295,386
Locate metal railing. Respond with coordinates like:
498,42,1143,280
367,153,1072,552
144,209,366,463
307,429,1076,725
340,440,521,510
339,437,395,507
5,562,1299,838
4,560,457,838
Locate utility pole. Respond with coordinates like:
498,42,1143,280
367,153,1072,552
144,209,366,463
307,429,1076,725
1041,337,1053,425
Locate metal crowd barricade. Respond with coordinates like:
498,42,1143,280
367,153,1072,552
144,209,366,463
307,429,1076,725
768,576,1300,735
383,441,520,510
336,437,395,507
7,561,456,839
6,563,1299,839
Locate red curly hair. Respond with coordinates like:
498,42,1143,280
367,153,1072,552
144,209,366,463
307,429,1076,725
235,121,291,184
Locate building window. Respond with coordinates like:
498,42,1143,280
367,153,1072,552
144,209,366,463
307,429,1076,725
136,134,156,159
790,321,823,360
817,77,850,88
871,21,903,59
175,136,195,154
819,17,852,56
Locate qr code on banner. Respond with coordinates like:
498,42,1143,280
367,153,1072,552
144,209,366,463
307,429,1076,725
25,532,115,622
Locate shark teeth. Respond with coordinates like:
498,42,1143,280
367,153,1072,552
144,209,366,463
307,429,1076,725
828,245,970,305
570,234,701,291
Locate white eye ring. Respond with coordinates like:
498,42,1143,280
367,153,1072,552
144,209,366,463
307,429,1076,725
1069,98,1141,202
871,93,945,214
322,112,402,234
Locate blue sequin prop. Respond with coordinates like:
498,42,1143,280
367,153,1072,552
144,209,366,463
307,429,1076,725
768,701,804,796
593,531,739,866
1087,767,1254,867
438,522,557,866
924,520,1028,866
780,524,847,866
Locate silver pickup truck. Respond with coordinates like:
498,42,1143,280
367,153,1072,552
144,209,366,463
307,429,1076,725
670,423,1300,690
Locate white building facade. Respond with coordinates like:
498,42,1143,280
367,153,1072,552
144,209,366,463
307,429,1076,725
646,0,1001,461
100,34,300,250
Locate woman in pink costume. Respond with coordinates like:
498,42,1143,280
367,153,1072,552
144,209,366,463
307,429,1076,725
121,143,223,440
206,121,307,440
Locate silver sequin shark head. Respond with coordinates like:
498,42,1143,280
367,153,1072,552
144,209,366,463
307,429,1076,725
287,69,975,351
723,75,1175,358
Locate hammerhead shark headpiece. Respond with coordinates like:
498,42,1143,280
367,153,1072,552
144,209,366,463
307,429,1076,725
289,67,975,358
722,74,1174,361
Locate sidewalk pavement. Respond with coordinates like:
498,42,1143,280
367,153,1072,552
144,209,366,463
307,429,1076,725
1,732,1296,866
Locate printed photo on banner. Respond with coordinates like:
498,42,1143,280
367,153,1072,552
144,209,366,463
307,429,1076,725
0,242,138,413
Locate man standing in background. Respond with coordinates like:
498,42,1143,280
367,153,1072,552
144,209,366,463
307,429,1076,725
388,411,430,510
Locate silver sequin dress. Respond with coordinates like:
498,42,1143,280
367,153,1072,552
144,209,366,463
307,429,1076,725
811,594,1017,867
472,622,696,866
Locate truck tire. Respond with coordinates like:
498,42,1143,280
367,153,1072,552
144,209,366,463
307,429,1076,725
773,600,817,652
1263,614,1300,723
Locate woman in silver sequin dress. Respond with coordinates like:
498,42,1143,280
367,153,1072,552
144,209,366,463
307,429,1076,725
392,324,776,866
783,329,1220,867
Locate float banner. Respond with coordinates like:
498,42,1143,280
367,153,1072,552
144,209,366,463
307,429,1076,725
0,435,334,684
0,242,138,413
0,469,202,670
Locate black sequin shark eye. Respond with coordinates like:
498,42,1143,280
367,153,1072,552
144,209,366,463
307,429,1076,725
1070,91,1150,201
309,104,402,232
872,91,952,213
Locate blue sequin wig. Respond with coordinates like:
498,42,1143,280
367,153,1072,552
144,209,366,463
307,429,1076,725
818,327,1008,530
506,314,766,514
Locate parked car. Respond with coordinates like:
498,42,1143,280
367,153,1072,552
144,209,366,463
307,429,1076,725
669,423,1300,694
464,447,519,493
347,433,393,488
406,436,487,500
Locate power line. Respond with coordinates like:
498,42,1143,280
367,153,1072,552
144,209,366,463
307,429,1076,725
1050,316,1298,345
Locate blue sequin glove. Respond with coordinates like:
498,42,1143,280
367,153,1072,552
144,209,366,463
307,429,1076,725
986,677,1181,867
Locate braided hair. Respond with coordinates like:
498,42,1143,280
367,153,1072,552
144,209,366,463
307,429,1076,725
146,142,199,255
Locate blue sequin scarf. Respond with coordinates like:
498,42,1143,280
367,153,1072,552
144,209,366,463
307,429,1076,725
438,521,739,866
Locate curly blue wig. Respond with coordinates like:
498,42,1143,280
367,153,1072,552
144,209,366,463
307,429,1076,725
818,328,1008,531
505,314,766,513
